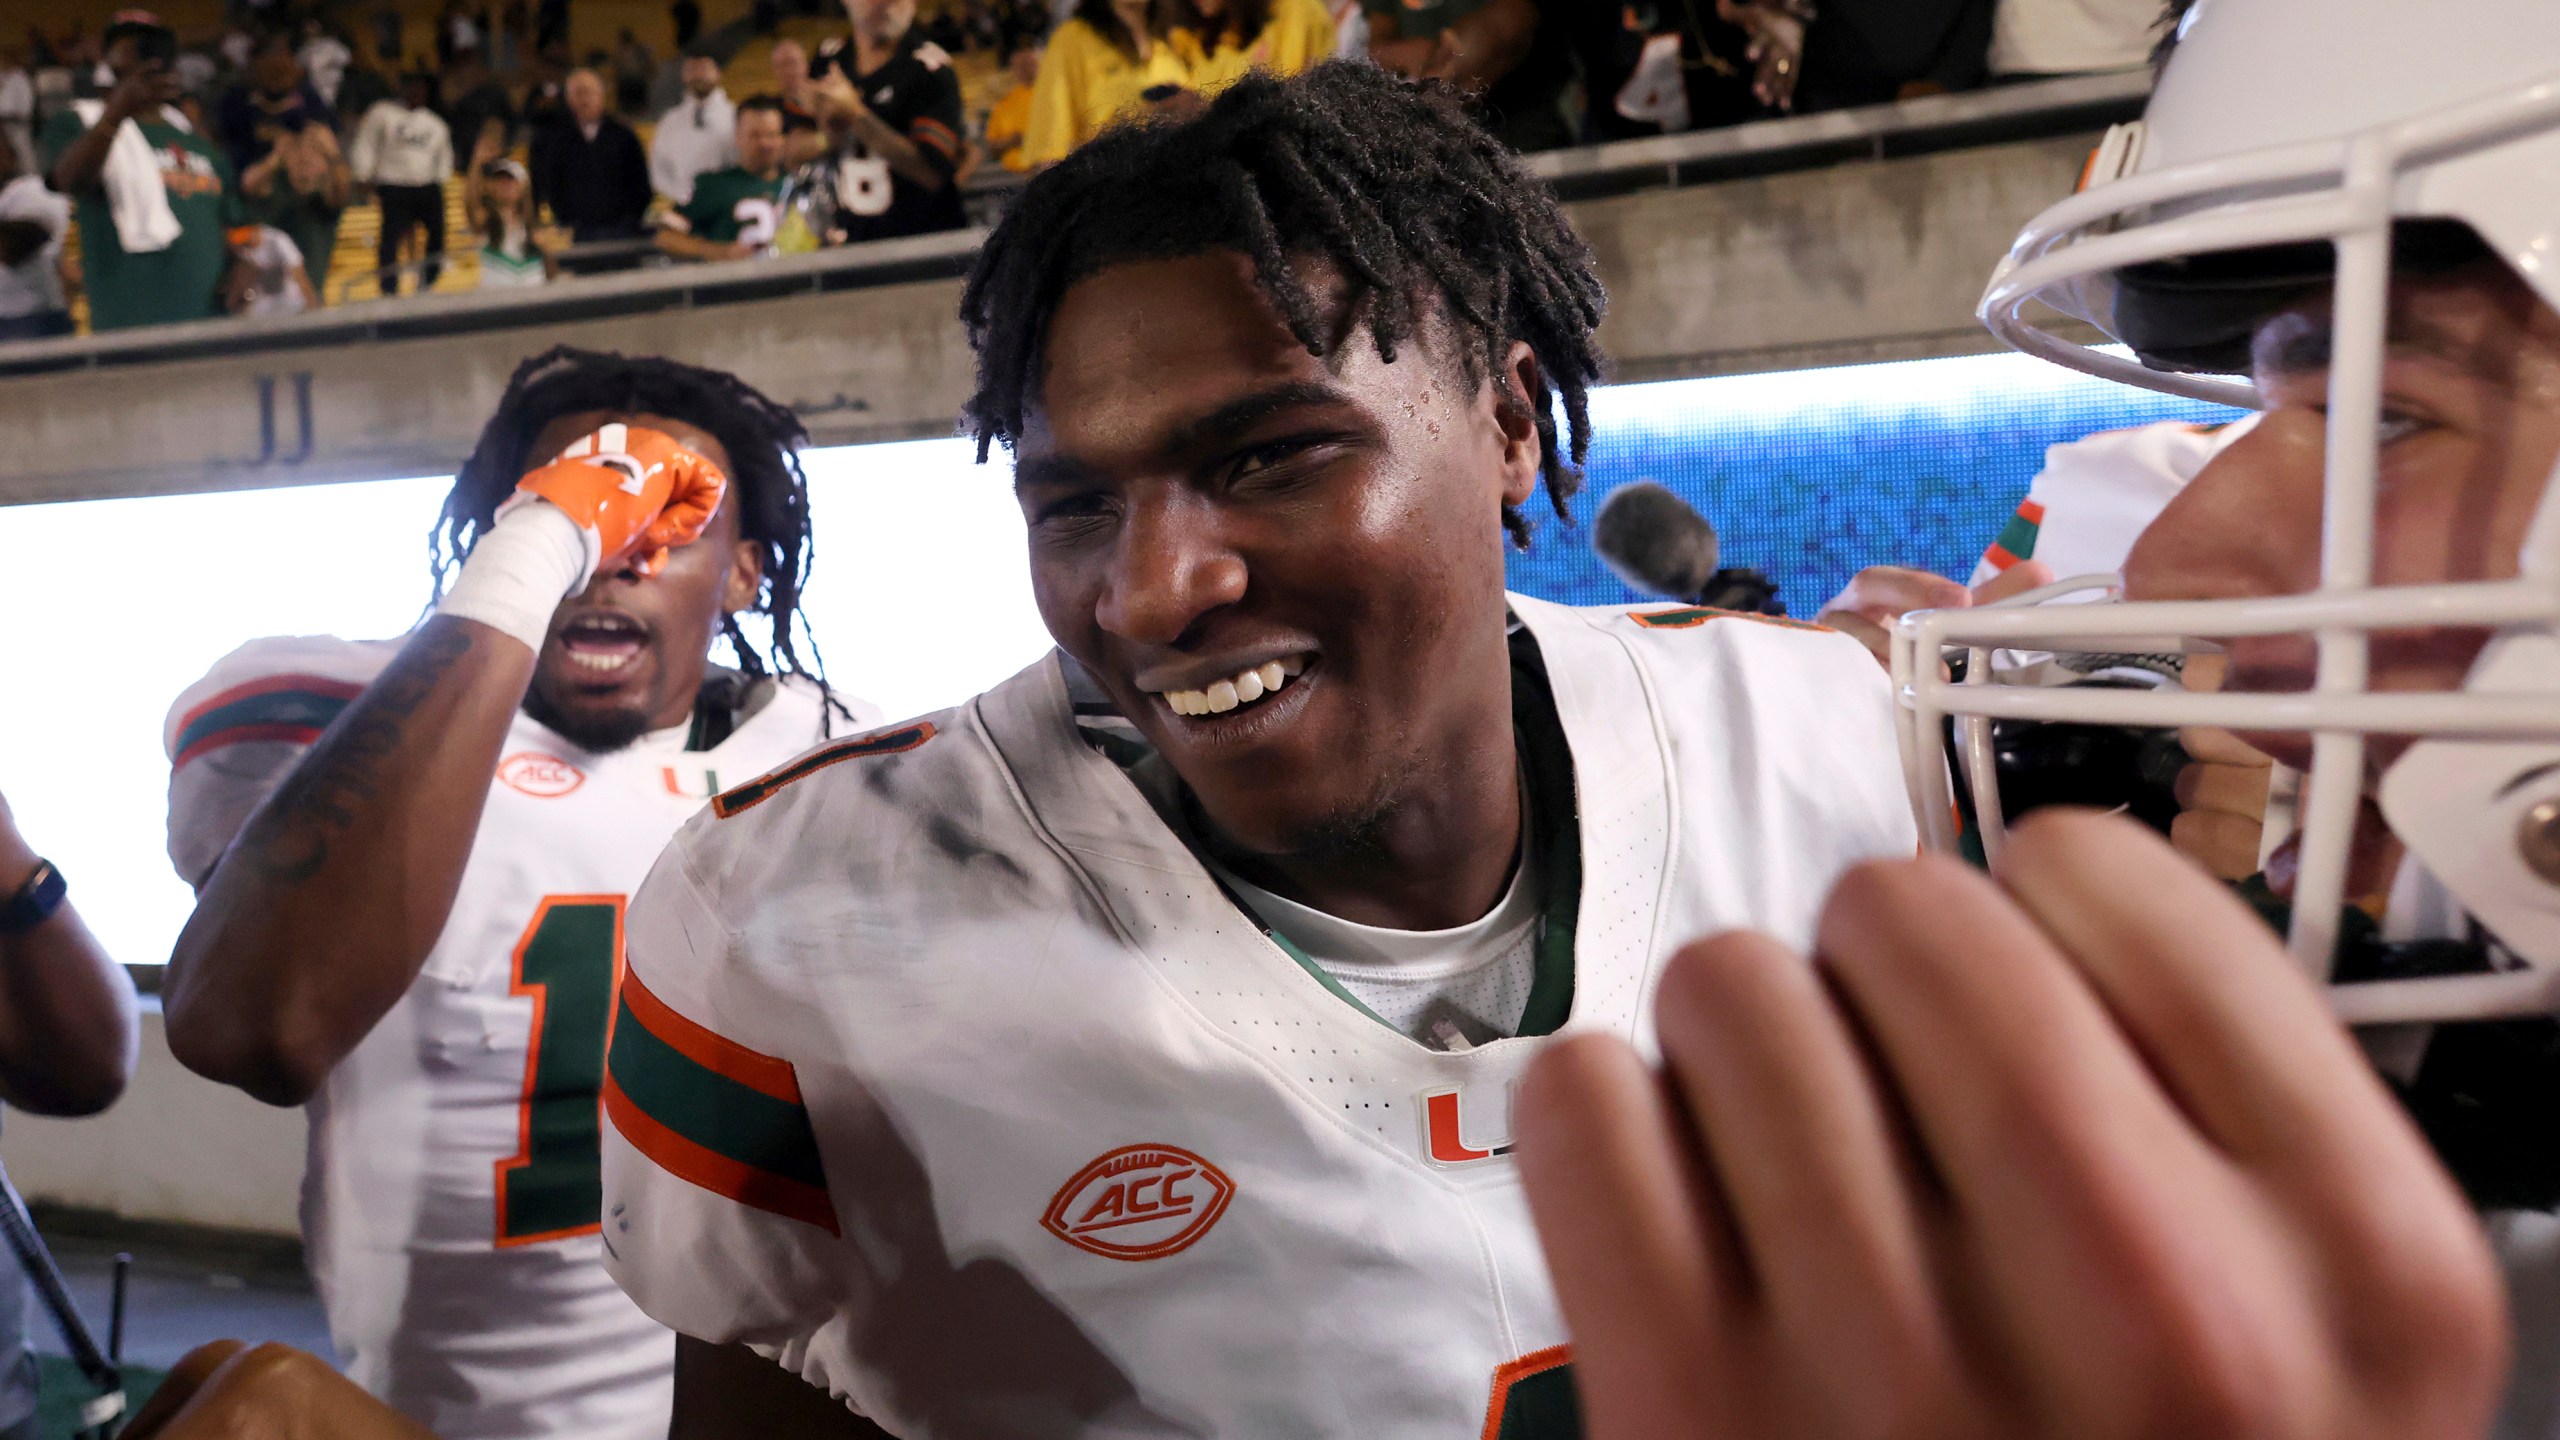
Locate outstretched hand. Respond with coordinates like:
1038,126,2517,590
1518,809,2508,1440
1816,560,2058,667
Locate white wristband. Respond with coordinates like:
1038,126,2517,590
433,499,595,653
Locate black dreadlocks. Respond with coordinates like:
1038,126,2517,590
431,345,831,694
959,61,1607,547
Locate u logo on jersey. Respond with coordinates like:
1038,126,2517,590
661,766,720,799
1421,1085,1515,1168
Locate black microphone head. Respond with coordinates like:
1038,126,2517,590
1593,481,1719,601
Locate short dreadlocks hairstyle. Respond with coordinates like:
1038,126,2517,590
959,62,1607,547
431,345,830,692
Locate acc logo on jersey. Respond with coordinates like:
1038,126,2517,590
498,752,585,797
1042,1144,1235,1261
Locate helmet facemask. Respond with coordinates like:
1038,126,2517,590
1919,50,2560,1025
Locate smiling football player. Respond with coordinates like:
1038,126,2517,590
598,64,1915,1440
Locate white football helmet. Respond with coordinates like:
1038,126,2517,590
1899,0,2560,1024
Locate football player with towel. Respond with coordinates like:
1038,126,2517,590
597,61,1915,1439
158,348,878,1440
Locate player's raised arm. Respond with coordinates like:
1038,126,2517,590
163,424,728,1106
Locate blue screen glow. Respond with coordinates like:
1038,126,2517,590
1508,351,2247,615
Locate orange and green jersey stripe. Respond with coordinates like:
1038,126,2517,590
711,721,936,818
1981,498,2046,573
172,674,367,768
1629,606,1830,633
604,968,838,1234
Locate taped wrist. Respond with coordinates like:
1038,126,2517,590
432,499,593,653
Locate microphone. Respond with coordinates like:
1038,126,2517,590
1591,481,1784,616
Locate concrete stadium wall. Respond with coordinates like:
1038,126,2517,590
0,132,2097,506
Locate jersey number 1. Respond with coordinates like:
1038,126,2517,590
495,895,624,1246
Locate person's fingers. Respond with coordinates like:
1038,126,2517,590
1822,566,1972,627
1812,851,2233,1416
1517,1033,1730,1440
1651,932,1957,1433
120,1339,251,1439
2169,807,2265,881
1821,610,1892,667
1985,810,2438,1179
1969,557,2058,606
1989,810,2513,1432
2179,723,2274,766
2174,758,2272,819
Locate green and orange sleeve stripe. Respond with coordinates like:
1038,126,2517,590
1980,497,2046,573
171,674,366,768
604,968,839,1235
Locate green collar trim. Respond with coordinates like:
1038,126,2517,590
1509,629,1580,1038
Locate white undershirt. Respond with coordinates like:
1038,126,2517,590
1216,839,1544,1052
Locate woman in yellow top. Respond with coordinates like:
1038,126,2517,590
1168,0,1336,91
1019,0,1195,168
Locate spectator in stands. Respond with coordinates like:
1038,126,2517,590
0,127,71,340
1168,0,1335,89
221,220,317,313
237,115,349,299
44,13,241,332
809,0,968,241
465,137,552,285
1986,0,2160,79
436,0,485,68
1363,0,1573,150
982,42,1040,169
768,38,826,164
0,47,33,171
613,28,657,116
332,45,393,131
650,46,735,203
0,784,136,1440
657,93,787,261
1577,0,1763,139
297,18,353,108
350,70,454,294
1769,0,1994,113
532,69,655,257
493,0,531,73
443,50,517,157
367,1,403,65
536,0,570,54
1019,0,1192,168
214,30,334,176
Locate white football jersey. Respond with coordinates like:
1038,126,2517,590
1970,415,2258,588
164,633,877,1440
599,594,1916,1439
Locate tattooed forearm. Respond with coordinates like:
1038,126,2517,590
238,622,481,884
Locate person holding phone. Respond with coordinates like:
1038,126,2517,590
41,11,241,331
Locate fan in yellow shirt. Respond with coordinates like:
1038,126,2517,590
984,45,1044,170
1168,0,1338,91
1019,0,1196,167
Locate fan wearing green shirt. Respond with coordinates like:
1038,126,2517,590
655,95,788,263
44,12,245,331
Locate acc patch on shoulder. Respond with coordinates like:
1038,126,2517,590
1629,606,1831,633
711,721,936,819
